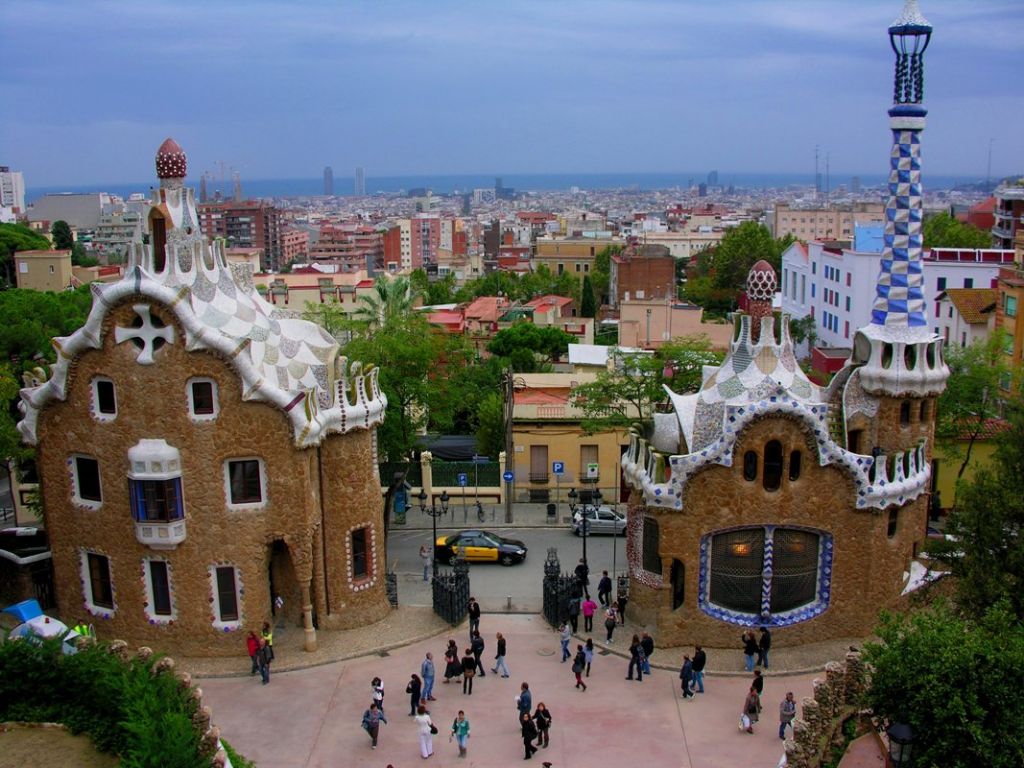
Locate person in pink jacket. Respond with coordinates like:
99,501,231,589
581,597,598,633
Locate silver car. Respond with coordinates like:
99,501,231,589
571,506,626,536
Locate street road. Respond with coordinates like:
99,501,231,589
386,524,624,612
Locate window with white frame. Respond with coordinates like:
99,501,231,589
187,378,219,420
91,377,117,420
80,550,115,616
224,458,266,508
209,565,241,627
72,455,103,507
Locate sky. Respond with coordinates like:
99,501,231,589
1,0,1022,187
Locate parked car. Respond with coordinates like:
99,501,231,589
571,506,626,536
434,529,528,566
1,599,81,655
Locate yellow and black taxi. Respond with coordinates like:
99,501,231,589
434,529,528,566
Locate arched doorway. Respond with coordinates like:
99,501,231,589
267,539,302,627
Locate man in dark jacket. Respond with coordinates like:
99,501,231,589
640,632,655,675
567,597,580,633
758,626,772,669
692,644,707,693
255,638,272,684
471,631,486,676
574,559,590,599
597,570,613,607
679,655,694,698
467,597,481,635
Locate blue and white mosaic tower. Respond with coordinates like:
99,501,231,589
854,0,948,397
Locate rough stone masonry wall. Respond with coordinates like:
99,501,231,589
784,651,869,768
626,417,919,648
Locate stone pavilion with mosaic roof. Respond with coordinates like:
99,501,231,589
19,139,389,656
621,0,949,648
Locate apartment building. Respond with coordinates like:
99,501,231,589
993,183,1024,250
773,202,885,242
197,200,283,271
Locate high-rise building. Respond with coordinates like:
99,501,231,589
0,166,26,221
706,170,719,187
851,176,861,194
197,200,283,271
354,166,365,197
992,184,1024,250
323,166,334,196
199,173,208,203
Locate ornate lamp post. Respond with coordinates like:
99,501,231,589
418,489,450,577
567,487,603,570
886,722,915,767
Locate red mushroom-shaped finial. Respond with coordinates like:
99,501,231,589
746,260,777,302
155,138,187,179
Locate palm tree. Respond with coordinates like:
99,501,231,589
352,275,420,331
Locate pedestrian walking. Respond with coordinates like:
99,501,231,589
444,640,462,684
413,704,436,758
581,596,597,633
419,544,432,582
604,606,617,643
261,621,275,661
450,710,470,758
679,655,694,698
741,630,758,672
597,570,612,607
640,632,655,675
492,632,510,677
533,703,552,749
692,645,707,693
406,674,423,716
471,631,486,677
572,645,587,691
779,692,797,740
574,558,590,599
584,638,594,677
246,630,259,675
559,623,571,662
361,702,387,749
467,597,481,636
371,676,385,712
752,668,764,697
626,634,644,681
516,682,532,725
741,685,761,734
567,597,580,634
758,626,772,669
255,637,272,684
461,648,476,695
421,652,437,702
616,592,628,625
521,711,539,759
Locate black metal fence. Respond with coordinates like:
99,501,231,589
379,461,423,488
542,547,581,629
385,572,398,608
432,461,501,487
432,557,470,625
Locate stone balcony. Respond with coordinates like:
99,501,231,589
134,519,187,550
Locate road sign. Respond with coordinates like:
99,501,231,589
457,473,469,487
552,461,565,475
503,471,514,483
586,462,600,479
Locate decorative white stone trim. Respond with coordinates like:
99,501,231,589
186,377,219,422
68,454,103,510
345,522,378,592
208,563,243,632
78,548,116,620
141,558,177,625
223,457,267,511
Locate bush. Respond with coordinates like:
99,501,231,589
0,636,250,767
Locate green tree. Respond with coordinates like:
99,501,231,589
681,275,737,317
302,300,351,343
580,274,596,318
474,391,505,459
487,323,574,372
50,220,74,250
864,601,1024,768
788,315,819,357
0,223,51,286
929,394,1024,621
923,212,991,249
707,222,794,293
658,335,723,394
590,245,620,305
352,275,420,331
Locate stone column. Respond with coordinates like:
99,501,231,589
301,580,317,652
420,450,434,499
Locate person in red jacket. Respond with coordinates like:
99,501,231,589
246,630,259,675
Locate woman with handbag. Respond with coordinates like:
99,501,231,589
741,685,761,734
461,647,476,695
414,704,436,758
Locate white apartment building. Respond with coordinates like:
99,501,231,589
935,288,998,350
0,166,26,222
781,242,1015,350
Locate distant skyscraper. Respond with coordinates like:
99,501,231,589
851,175,861,194
706,170,719,187
354,166,365,197
324,166,334,196
232,171,242,202
698,183,708,198
199,173,208,203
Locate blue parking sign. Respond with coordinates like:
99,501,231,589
552,461,565,475
457,473,468,487
502,471,514,482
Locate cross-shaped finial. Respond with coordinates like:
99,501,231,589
114,304,175,364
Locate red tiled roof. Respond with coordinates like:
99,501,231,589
514,387,569,405
941,288,998,324
952,417,1012,442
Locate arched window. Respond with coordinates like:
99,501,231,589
900,401,912,426
743,451,758,482
763,441,783,492
788,450,802,482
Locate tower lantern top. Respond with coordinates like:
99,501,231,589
155,137,187,180
888,0,932,108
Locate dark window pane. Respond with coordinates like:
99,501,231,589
150,561,172,616
770,530,819,612
191,381,215,415
76,457,102,502
887,509,898,538
87,553,113,608
709,529,764,614
96,380,116,414
130,479,183,522
900,401,911,426
229,460,262,504
743,451,758,481
216,567,238,621
763,441,783,492
670,559,685,611
351,528,369,579
789,451,802,482
642,517,661,575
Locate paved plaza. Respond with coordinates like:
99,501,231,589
200,614,816,768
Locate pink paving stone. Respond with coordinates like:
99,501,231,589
837,733,888,768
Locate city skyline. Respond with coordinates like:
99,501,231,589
1,0,1021,187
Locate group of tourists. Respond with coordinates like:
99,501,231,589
243,622,276,685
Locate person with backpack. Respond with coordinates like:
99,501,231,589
361,702,387,749
604,605,617,643
450,710,470,758
571,644,587,691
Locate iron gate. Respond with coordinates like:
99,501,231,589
542,547,580,628
432,556,470,625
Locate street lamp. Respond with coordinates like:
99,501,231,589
567,487,603,572
886,722,914,767
417,489,450,577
